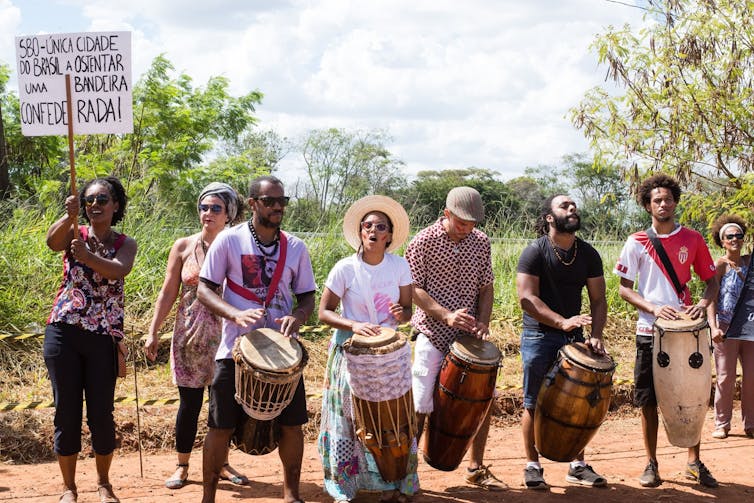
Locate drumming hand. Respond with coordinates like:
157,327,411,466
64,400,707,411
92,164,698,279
653,304,680,320
276,314,301,338
560,314,592,332
473,321,490,340
233,308,265,328
586,337,606,355
351,322,382,337
389,302,407,322
444,308,477,333
683,303,706,320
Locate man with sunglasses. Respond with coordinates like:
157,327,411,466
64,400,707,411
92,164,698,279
405,186,505,490
614,173,719,489
197,175,316,503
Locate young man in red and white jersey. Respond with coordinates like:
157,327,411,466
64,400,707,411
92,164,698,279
614,173,719,488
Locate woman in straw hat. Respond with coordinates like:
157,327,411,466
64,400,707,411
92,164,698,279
145,182,249,489
317,195,418,503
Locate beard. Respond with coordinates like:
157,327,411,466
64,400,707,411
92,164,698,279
257,212,282,229
553,213,580,233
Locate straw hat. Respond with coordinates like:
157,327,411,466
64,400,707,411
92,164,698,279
343,195,410,253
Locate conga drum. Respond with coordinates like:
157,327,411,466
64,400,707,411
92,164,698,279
421,336,502,471
533,342,615,462
232,328,308,421
653,314,712,447
343,328,415,482
231,414,281,455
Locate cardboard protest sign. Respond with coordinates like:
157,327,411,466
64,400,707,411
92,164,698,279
15,31,132,136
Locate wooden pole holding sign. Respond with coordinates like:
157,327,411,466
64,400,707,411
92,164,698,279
64,74,78,240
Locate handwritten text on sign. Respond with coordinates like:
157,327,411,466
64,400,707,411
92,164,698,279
15,31,133,136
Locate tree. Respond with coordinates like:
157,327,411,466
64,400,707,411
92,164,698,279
571,0,754,191
301,128,406,214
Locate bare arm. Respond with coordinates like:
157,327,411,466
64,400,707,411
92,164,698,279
413,285,477,334
619,277,679,321
474,282,494,339
389,284,413,323
516,272,591,332
69,236,137,280
585,275,607,353
318,287,382,337
46,196,78,251
277,290,315,338
685,274,719,320
144,238,188,361
197,280,264,328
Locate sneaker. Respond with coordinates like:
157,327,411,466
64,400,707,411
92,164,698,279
685,460,719,488
565,464,607,487
639,460,661,487
523,466,548,490
711,428,729,439
465,465,507,491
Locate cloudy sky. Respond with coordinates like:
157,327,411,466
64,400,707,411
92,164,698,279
0,0,647,183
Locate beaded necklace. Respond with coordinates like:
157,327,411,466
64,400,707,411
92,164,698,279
547,235,577,266
249,220,279,257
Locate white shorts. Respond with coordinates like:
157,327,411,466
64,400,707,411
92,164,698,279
411,333,445,414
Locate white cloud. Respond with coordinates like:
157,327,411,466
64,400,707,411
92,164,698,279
1,0,647,180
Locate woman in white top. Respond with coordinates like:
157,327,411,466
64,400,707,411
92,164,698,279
317,195,418,503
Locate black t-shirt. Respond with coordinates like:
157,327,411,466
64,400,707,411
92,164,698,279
517,235,604,335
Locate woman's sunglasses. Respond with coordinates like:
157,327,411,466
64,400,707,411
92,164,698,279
198,203,224,214
724,232,745,241
361,221,390,232
84,194,111,206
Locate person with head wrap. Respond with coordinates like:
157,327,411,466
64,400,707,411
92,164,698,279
145,182,248,489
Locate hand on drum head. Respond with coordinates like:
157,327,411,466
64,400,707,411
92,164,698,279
444,308,477,333
472,321,490,340
276,314,301,338
351,322,383,337
652,304,681,320
233,308,265,328
559,314,592,332
682,303,707,320
586,336,607,356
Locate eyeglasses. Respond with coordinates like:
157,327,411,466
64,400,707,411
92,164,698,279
84,194,111,206
254,196,290,208
198,203,224,214
724,233,745,240
361,221,390,232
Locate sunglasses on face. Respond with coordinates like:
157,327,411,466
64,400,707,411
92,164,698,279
725,233,745,240
198,203,224,214
361,221,390,232
84,194,111,206
254,196,290,208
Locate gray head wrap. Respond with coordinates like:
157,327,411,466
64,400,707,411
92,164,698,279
198,182,239,223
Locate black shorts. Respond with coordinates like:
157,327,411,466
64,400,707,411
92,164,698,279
208,359,308,430
633,335,657,407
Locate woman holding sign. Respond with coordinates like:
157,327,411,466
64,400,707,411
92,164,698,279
709,215,754,439
44,176,137,503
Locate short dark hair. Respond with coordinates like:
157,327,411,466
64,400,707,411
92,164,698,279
79,176,128,225
637,174,681,207
711,214,747,248
248,175,283,198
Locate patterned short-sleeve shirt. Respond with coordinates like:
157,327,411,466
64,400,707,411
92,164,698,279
406,218,494,353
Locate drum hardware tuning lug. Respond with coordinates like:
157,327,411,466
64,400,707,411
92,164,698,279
460,371,467,384
656,351,670,368
689,352,704,369
586,387,601,408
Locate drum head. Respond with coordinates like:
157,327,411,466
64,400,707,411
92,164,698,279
450,336,501,365
349,327,399,348
561,342,615,372
653,313,709,332
238,328,303,373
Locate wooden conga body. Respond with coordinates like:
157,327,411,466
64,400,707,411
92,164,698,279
534,342,615,461
421,336,501,471
344,328,416,482
231,414,280,455
653,315,711,448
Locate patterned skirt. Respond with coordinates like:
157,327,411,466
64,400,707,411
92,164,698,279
317,333,419,500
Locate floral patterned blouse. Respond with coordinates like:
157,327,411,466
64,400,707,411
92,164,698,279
170,238,221,388
47,226,127,340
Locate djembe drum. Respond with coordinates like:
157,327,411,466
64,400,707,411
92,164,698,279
534,342,615,461
231,328,307,454
421,336,502,471
653,314,712,447
343,328,416,482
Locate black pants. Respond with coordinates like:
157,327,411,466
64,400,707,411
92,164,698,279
175,386,206,453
